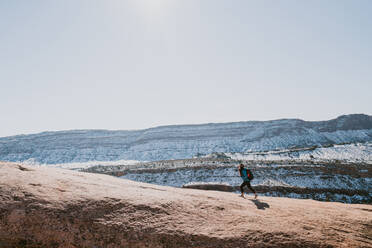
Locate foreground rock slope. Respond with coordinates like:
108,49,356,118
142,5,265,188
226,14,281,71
0,162,371,248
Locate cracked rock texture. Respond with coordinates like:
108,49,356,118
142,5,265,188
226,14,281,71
0,161,371,248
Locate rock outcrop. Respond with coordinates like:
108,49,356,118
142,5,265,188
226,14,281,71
0,162,371,248
182,182,235,192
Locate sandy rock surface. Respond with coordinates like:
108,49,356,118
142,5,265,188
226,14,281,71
0,161,371,248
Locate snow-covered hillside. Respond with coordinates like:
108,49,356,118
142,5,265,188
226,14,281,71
0,114,371,164
120,163,371,204
77,153,371,204
223,142,372,163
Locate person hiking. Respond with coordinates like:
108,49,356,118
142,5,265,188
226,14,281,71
238,163,257,199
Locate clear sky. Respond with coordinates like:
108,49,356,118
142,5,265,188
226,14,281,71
1,0,371,137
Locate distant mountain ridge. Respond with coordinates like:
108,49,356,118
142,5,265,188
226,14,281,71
0,114,371,164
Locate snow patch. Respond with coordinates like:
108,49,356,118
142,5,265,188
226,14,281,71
21,159,141,170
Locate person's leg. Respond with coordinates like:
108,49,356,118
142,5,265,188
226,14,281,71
246,181,257,199
240,181,247,197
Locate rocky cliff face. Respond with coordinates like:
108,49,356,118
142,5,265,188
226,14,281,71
0,161,371,248
0,114,371,163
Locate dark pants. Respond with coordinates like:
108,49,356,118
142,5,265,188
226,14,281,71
240,180,255,194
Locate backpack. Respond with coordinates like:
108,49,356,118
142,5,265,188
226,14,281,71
246,169,254,180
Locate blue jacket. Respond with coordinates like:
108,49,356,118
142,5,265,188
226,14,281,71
240,168,250,182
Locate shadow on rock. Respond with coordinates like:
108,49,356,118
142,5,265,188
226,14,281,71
251,199,270,210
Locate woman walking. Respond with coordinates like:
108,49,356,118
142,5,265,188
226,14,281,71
238,163,257,199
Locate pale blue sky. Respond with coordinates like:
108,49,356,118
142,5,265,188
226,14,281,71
1,0,371,137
